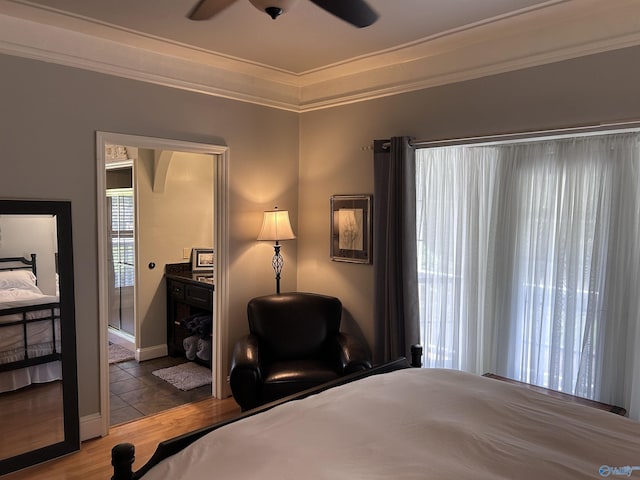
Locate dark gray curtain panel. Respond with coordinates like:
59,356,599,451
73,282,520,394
373,136,420,364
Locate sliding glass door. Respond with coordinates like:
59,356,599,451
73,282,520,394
107,187,135,336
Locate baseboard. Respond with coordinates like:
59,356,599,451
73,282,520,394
80,412,103,441
137,344,168,362
85,344,171,442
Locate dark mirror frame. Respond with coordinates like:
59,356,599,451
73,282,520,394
0,199,79,475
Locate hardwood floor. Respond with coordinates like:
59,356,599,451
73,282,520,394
2,396,240,480
0,382,64,461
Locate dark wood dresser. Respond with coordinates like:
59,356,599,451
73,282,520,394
165,263,214,368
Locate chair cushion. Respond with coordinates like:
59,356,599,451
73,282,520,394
261,360,340,402
248,293,342,360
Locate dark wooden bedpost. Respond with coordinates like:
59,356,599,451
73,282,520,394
30,253,37,279
112,443,135,480
410,344,423,368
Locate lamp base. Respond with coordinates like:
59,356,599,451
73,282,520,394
272,243,284,294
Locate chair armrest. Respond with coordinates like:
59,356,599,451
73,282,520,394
230,334,261,372
336,332,372,374
229,334,263,411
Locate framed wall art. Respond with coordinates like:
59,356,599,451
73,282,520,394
192,248,214,272
330,194,372,264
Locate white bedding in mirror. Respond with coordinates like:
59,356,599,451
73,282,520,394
0,287,61,392
0,362,62,392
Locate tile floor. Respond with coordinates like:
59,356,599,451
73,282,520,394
110,354,212,426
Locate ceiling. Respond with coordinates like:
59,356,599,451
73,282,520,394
3,0,554,74
1,0,640,111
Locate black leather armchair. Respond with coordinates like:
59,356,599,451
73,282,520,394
229,292,372,411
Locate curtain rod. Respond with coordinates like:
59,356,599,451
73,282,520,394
386,120,640,150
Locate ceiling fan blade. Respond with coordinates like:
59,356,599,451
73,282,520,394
308,0,378,28
188,0,238,20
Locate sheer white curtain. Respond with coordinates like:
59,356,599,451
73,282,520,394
415,145,500,373
415,133,640,416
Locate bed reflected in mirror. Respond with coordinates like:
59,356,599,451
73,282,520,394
0,200,79,475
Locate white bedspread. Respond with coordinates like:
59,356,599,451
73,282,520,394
0,289,60,364
142,368,640,480
0,288,59,316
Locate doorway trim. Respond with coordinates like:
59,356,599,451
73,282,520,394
96,132,229,436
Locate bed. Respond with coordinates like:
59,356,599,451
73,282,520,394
0,255,62,393
111,350,640,480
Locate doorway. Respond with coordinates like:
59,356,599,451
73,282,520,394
96,132,229,435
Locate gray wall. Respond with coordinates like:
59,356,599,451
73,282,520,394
297,45,640,352
3,43,640,421
0,215,58,295
0,53,300,418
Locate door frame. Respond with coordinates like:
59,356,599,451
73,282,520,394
96,132,229,435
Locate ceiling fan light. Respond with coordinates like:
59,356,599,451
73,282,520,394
265,6,282,19
249,0,298,19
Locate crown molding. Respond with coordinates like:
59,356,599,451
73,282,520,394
297,0,640,111
1,0,640,113
0,7,302,111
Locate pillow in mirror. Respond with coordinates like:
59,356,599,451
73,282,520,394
0,270,39,292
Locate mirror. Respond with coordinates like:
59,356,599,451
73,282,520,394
0,200,79,475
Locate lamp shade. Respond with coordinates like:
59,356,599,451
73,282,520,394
257,208,296,241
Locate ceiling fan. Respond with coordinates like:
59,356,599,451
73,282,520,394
188,0,378,28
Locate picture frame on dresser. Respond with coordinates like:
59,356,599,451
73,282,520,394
191,248,214,272
330,195,372,264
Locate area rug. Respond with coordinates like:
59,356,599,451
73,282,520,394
152,362,212,391
108,343,135,364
